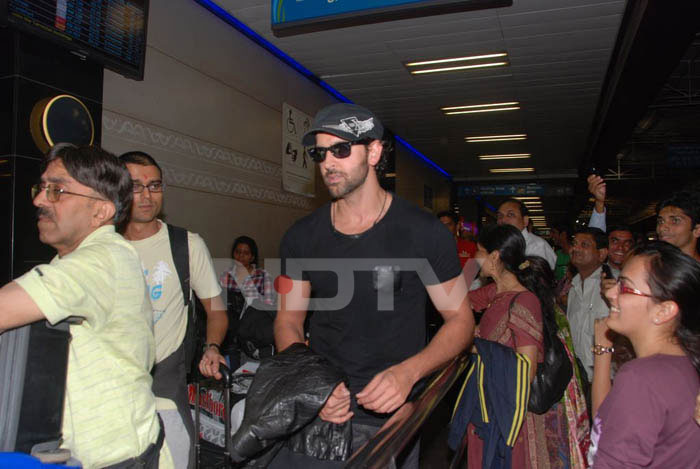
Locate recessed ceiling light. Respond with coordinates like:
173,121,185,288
446,107,520,115
442,102,518,111
406,53,509,75
478,153,531,160
467,134,527,143
514,196,540,200
489,167,534,173
406,53,508,67
411,62,507,75
528,209,544,213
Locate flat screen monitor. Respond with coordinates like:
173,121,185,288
271,0,512,37
1,0,149,80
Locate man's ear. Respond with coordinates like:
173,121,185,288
93,200,116,226
522,215,529,230
367,140,383,168
692,223,700,240
598,247,609,263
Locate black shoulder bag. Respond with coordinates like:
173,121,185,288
508,293,573,414
167,224,204,377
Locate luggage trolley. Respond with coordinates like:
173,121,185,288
193,364,253,469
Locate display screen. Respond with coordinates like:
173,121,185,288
2,0,149,80
271,0,511,36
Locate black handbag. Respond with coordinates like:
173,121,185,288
238,299,276,360
508,294,573,414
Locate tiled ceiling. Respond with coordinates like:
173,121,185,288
221,0,626,184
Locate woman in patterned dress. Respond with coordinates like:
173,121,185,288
467,224,573,468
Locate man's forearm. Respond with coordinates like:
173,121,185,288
273,316,305,351
398,311,473,383
201,296,228,346
0,282,45,334
205,309,227,345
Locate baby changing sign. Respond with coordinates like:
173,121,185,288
282,103,315,197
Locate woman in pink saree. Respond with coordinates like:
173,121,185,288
466,224,576,468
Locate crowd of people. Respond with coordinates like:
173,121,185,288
446,172,700,468
0,101,698,469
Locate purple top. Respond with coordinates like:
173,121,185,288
590,354,700,468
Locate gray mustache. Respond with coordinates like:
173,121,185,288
37,208,53,221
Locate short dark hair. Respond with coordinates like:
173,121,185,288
372,135,393,176
232,236,259,266
45,143,133,225
551,222,571,237
657,190,700,227
608,225,634,236
575,226,608,249
437,211,458,224
119,150,163,178
500,198,529,217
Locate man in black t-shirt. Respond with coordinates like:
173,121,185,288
274,103,474,468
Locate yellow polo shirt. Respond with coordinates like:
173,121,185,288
15,225,173,469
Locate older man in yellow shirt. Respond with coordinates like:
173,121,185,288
0,144,172,468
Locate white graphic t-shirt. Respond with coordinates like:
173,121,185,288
129,221,222,362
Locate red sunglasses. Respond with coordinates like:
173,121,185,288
616,278,653,298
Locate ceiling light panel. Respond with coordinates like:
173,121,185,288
489,168,534,173
514,197,540,200
478,153,531,160
467,134,527,143
406,53,507,67
406,52,508,75
442,102,518,111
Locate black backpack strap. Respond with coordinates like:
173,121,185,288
167,224,191,307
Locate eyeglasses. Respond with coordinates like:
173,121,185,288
31,183,105,203
616,278,653,298
306,138,372,163
133,182,164,193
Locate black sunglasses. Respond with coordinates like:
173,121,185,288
307,138,373,163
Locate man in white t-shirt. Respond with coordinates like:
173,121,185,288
120,151,227,469
496,198,557,269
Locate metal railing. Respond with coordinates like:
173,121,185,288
344,354,469,468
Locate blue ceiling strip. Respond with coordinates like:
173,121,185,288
195,0,451,180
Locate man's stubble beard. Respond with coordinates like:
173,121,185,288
325,158,370,200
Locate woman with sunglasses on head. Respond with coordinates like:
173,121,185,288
588,241,700,468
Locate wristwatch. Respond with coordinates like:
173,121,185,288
203,343,221,353
591,344,615,355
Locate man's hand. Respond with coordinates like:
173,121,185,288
199,346,227,380
600,272,617,306
319,382,353,424
587,174,606,213
356,364,416,415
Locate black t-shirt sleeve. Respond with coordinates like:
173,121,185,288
279,222,310,282
422,219,461,286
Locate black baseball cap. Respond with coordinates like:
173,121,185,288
302,103,384,146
